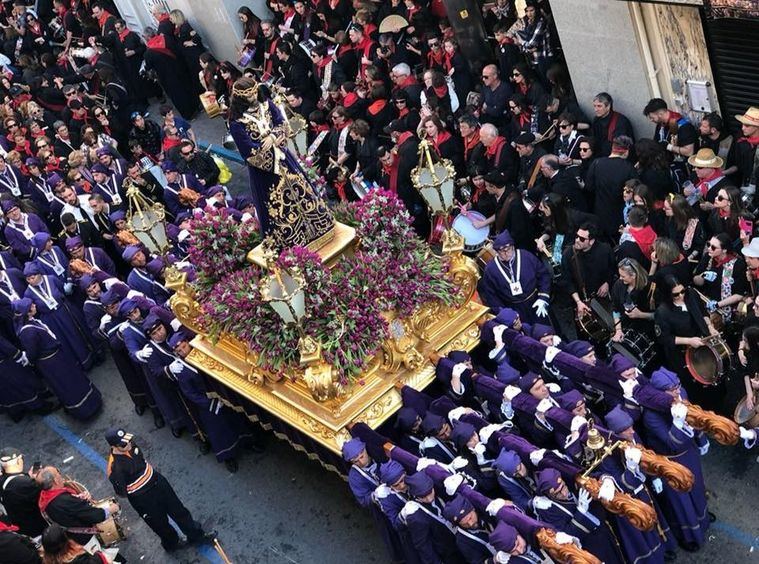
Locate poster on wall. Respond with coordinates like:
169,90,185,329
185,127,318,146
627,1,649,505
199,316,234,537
704,0,759,19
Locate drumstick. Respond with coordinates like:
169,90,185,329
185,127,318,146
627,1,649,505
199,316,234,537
214,538,233,564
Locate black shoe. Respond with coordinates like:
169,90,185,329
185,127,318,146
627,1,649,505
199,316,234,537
35,401,58,416
134,404,146,416
664,550,677,561
199,440,211,455
708,511,716,523
165,538,188,552
680,542,700,552
190,530,217,545
224,458,239,473
9,411,24,423
171,428,184,438
153,413,165,429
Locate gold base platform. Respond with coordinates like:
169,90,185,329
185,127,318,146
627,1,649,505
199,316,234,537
169,224,488,455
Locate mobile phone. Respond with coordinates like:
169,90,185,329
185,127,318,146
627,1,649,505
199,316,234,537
740,218,753,235
31,461,41,473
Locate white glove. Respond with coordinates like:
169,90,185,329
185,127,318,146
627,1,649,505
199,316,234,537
624,447,642,472
532,496,551,510
135,344,154,362
494,551,511,564
532,298,549,318
15,351,29,366
448,406,470,423
486,498,507,517
99,314,112,331
452,363,467,379
544,345,561,363
619,378,639,399
739,426,757,444
503,385,521,401
103,277,119,290
492,324,506,346
698,439,710,456
552,335,562,346
444,473,464,496
63,282,74,294
554,532,579,546
174,260,191,269
598,477,615,502
126,289,145,299
500,400,514,420
416,457,438,471
168,359,183,375
374,484,391,500
170,318,182,331
536,398,553,415
240,212,254,223
570,416,587,433
670,402,688,428
546,382,561,394
577,487,591,513
177,229,191,242
651,478,663,493
529,448,546,466
479,423,506,444
450,456,469,470
701,271,717,282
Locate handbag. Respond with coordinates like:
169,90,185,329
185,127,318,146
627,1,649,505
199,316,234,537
238,47,256,68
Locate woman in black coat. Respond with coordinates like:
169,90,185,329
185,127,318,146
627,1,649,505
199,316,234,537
664,193,705,262
421,114,464,176
143,28,198,120
635,138,674,203
443,38,473,103
170,9,205,95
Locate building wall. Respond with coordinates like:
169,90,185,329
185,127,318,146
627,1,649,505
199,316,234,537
549,0,654,138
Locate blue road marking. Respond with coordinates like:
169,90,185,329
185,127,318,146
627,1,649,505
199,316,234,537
42,415,224,563
712,520,759,550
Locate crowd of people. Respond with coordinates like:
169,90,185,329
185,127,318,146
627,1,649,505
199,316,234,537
0,0,759,562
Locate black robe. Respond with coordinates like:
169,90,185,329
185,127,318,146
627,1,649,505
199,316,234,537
143,48,198,120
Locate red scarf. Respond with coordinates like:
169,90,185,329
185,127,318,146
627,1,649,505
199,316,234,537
397,106,409,117
364,23,377,37
335,179,348,201
315,56,331,78
118,27,131,42
0,521,18,532
343,92,358,108
163,137,181,152
311,123,330,134
486,136,507,160
443,52,453,73
696,168,723,197
718,207,731,219
367,99,387,116
97,9,112,29
146,34,176,59
333,118,352,131
713,251,736,268
463,131,480,160
337,43,353,58
38,487,77,514
265,37,280,74
518,81,528,95
398,75,417,90
395,131,414,148
432,85,448,98
431,130,452,154
516,109,531,129
382,154,399,193
739,136,759,147
427,49,445,69
629,225,657,259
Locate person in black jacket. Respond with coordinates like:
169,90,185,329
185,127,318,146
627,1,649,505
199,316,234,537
540,154,586,212
0,524,40,564
590,92,635,157
0,449,48,538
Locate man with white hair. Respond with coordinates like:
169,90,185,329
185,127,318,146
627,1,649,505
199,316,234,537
391,62,422,106
480,122,517,180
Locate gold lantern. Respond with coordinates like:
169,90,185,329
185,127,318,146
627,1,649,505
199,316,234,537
125,183,170,256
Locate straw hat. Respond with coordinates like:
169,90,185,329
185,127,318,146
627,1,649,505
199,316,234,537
735,106,759,127
687,148,723,169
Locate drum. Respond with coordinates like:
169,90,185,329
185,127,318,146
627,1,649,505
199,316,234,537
607,330,656,370
577,299,615,342
452,211,489,252
93,498,125,547
734,395,759,428
200,92,222,119
476,244,496,273
685,336,731,385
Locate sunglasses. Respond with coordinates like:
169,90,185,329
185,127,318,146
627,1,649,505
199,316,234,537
716,194,728,201
74,176,83,181
181,151,193,156
37,143,48,148
559,123,571,129
428,42,440,47
671,289,686,297
709,244,721,250
482,75,491,79
511,72,521,77
576,235,589,242
394,99,406,104
579,147,591,152
6,123,16,128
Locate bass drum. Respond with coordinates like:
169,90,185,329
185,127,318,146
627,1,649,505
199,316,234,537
476,244,496,273
451,211,489,253
64,480,125,548
577,299,615,343
607,330,657,371
734,395,759,428
685,336,731,386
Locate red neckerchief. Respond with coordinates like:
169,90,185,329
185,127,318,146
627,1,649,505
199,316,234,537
146,34,176,59
696,168,723,197
739,136,759,147
432,85,447,98
337,44,352,57
518,82,528,95
499,37,515,46
316,56,331,78
265,37,280,74
343,92,358,107
335,179,348,201
159,13,171,23
354,36,373,77
163,137,181,151
486,135,506,159
364,23,377,37
283,7,295,20
666,110,683,130
517,109,531,128
333,118,352,131
15,141,31,156
463,131,480,160
629,225,657,259
397,107,409,117
0,522,18,532
718,207,731,219
398,75,417,89
118,27,131,42
97,9,112,29
31,129,46,139
329,0,339,9
431,130,452,154
407,5,421,19
382,155,399,193
367,99,387,116
427,49,445,69
38,487,77,514
395,131,414,148
713,251,736,267
443,52,453,73
311,123,330,134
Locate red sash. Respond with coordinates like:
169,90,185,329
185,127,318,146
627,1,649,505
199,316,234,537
146,34,176,59
629,225,657,259
38,487,77,514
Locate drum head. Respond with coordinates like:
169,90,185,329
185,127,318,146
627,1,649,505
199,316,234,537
686,345,720,385
452,212,489,247
734,397,759,425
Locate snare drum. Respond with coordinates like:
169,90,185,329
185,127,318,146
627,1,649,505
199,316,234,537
685,336,731,386
93,498,125,547
577,299,615,343
452,211,489,252
734,395,759,428
607,330,656,370
476,244,496,272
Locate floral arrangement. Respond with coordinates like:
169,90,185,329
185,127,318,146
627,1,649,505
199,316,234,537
188,190,457,384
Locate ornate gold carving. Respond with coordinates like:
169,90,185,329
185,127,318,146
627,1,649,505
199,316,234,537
535,528,601,564
576,476,657,532
166,272,207,335
410,301,445,342
622,441,695,493
684,400,740,445
447,252,479,306
380,314,424,372
303,363,342,402
441,227,465,255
